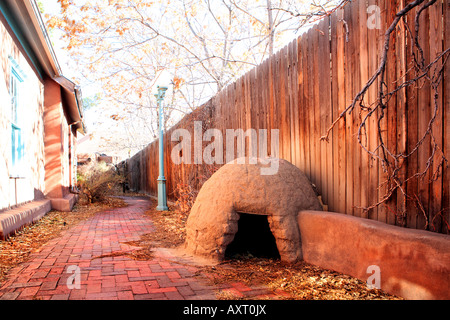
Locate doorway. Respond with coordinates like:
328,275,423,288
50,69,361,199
225,212,280,259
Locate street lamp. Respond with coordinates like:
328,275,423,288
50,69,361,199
155,85,168,211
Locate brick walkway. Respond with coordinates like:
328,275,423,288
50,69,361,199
0,197,220,300
0,196,291,300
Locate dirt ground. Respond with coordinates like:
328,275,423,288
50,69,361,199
0,194,401,300
143,199,402,300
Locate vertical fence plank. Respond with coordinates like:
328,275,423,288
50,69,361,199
260,59,268,141
290,40,301,168
311,27,321,196
428,0,443,232
351,0,362,218
344,1,354,215
250,68,258,146
230,81,236,133
282,46,291,162
245,69,252,143
273,50,281,158
269,53,275,157
330,12,338,213
287,43,294,163
417,3,431,230
234,77,241,162
287,41,294,163
358,0,370,219
377,0,388,224
331,8,347,214
297,36,306,173
405,4,419,230
301,32,312,180
366,0,379,221
394,0,408,227
317,17,333,208
306,29,315,183
443,0,450,234
164,131,171,197
385,0,398,226
263,59,272,157
277,48,285,159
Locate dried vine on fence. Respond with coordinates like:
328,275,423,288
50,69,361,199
321,0,449,229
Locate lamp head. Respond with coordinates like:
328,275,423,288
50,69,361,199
154,85,168,100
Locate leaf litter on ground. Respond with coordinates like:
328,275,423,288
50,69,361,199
0,196,127,286
1,195,402,300
143,198,402,300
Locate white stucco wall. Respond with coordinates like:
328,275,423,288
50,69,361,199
0,21,45,210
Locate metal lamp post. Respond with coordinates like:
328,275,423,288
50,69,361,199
155,85,168,211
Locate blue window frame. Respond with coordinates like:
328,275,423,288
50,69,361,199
9,58,25,177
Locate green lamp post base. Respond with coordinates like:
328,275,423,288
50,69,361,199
156,177,168,211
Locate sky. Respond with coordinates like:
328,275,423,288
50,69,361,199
39,0,337,162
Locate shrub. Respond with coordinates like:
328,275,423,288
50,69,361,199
174,183,197,219
77,161,124,203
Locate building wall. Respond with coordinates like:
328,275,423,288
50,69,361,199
43,78,73,199
0,19,45,210
61,112,70,194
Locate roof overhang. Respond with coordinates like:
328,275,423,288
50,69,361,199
0,0,85,134
54,76,85,133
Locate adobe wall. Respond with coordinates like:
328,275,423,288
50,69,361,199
43,78,71,200
0,19,45,210
297,210,450,300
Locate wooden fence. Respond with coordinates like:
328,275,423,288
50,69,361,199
123,0,450,234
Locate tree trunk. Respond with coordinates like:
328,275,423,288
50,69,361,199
267,0,274,56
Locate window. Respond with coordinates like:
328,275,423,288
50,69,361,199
9,57,25,177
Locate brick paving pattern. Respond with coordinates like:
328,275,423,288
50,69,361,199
0,197,288,300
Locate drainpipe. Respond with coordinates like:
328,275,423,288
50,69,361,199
69,121,81,193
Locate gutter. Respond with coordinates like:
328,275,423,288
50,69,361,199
25,0,62,77
74,85,87,133
0,1,44,79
